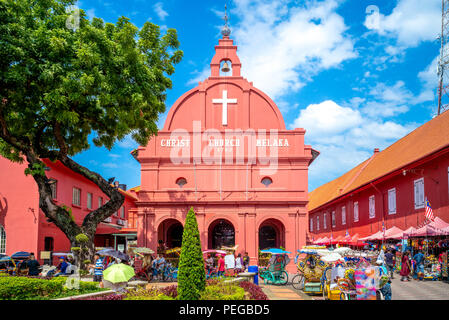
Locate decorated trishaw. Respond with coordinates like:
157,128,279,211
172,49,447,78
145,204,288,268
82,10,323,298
320,249,390,300
258,248,290,285
294,246,329,294
0,255,16,275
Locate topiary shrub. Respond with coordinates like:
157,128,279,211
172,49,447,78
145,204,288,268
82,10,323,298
177,207,206,300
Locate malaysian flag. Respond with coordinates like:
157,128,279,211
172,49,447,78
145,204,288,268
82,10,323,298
425,200,435,221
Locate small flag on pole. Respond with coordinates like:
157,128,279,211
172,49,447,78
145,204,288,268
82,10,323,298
425,199,435,221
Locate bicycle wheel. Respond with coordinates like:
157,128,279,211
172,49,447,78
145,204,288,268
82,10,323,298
278,271,288,285
291,273,304,290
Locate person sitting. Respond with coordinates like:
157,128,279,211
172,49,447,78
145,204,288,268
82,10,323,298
54,256,69,277
243,252,250,271
27,253,41,276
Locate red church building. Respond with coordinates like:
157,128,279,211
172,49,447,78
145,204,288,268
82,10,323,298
132,26,317,270
0,157,137,264
308,110,449,242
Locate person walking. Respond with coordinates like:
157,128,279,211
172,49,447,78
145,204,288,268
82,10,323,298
217,254,225,277
384,249,395,279
400,251,411,281
93,254,104,283
413,250,425,281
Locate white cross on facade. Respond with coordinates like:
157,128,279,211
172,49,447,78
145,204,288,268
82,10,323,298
212,90,237,126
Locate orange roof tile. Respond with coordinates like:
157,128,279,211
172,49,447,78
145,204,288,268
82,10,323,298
309,110,449,212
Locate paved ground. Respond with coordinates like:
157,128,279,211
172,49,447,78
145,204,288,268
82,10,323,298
389,277,449,300
260,273,449,300
260,283,309,300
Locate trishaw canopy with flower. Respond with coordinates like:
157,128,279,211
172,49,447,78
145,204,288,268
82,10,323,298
258,248,291,285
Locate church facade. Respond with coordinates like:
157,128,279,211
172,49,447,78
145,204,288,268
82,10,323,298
133,29,318,270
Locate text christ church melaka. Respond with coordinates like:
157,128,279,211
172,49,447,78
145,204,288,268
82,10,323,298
132,24,318,271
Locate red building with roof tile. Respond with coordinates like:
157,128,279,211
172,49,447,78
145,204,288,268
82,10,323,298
0,157,137,264
308,111,449,243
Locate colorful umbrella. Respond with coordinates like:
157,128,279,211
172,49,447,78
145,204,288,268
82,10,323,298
103,263,135,284
203,249,227,255
261,248,291,255
129,247,154,255
97,249,130,261
11,251,30,260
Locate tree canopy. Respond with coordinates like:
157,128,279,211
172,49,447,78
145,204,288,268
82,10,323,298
0,0,182,255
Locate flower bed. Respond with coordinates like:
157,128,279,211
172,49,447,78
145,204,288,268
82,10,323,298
78,280,268,300
0,275,106,300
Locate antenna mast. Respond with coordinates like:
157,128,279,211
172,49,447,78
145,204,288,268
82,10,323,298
438,0,449,115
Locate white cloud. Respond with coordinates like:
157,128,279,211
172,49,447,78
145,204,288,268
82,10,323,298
153,2,169,21
117,134,139,149
364,0,441,47
231,0,356,99
86,8,95,20
292,100,363,138
416,56,439,103
190,0,356,99
292,100,417,190
360,81,414,118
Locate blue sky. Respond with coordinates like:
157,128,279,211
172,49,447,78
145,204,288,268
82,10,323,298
72,0,443,191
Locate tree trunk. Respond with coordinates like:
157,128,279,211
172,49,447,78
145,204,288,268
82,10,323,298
24,150,125,268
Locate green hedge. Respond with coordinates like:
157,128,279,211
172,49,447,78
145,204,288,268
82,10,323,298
200,284,246,300
124,294,174,300
0,276,101,300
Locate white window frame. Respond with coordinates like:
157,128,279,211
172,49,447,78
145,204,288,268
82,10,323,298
120,206,125,218
72,187,81,206
98,196,103,208
342,206,346,225
87,192,93,210
332,211,336,227
316,216,320,231
310,218,313,232
414,178,425,209
323,213,327,229
388,188,397,215
354,202,359,222
0,225,6,254
369,195,375,219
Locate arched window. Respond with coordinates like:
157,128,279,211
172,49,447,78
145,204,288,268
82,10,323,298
261,177,273,187
176,177,187,188
0,225,6,254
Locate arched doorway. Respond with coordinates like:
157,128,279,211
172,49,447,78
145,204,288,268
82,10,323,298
208,219,235,249
157,219,183,249
258,219,285,250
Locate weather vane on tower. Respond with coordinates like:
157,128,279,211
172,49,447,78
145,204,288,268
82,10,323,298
221,4,231,37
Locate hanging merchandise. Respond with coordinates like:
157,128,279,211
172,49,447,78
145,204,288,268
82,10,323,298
355,267,377,300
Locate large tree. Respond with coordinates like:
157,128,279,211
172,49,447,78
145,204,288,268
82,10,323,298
0,0,182,264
